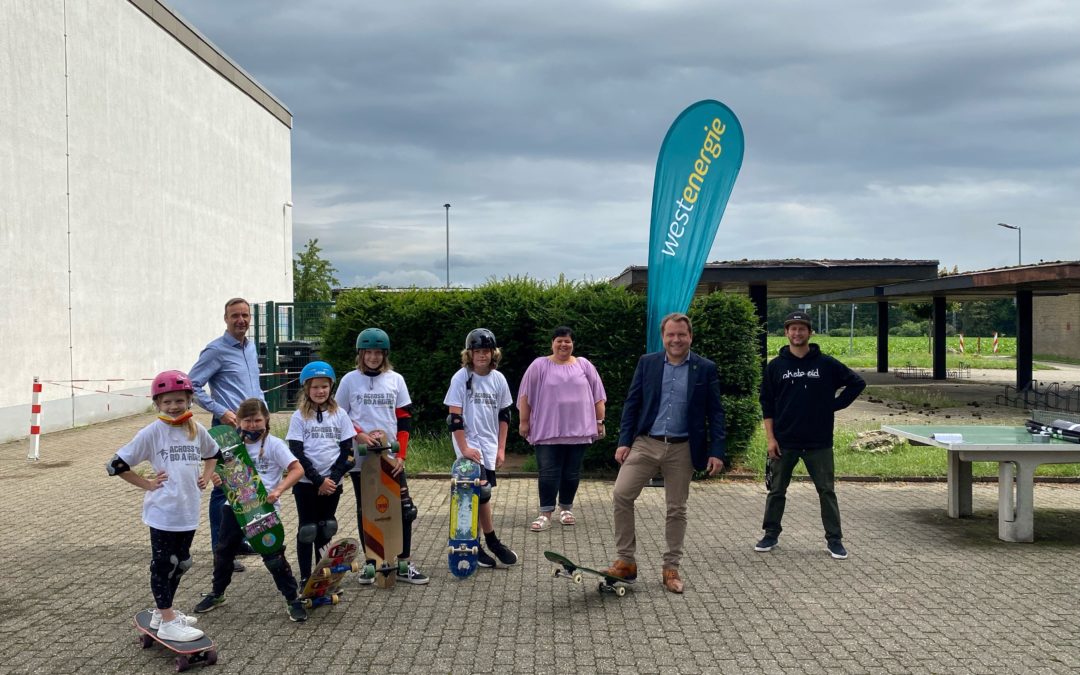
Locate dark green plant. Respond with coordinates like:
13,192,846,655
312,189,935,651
322,278,761,469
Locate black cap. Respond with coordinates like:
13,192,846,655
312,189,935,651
784,311,813,329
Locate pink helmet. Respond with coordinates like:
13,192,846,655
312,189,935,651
151,370,194,398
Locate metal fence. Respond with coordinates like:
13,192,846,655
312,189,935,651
252,301,335,412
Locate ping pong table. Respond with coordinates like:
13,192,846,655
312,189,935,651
881,424,1080,542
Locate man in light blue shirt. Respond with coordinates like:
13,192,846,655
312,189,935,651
190,298,265,560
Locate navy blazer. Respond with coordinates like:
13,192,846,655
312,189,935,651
617,351,726,471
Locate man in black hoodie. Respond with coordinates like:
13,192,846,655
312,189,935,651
755,310,865,559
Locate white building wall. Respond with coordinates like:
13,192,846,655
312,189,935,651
0,0,293,443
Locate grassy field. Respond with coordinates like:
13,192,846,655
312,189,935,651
737,426,1080,479
771,335,1025,370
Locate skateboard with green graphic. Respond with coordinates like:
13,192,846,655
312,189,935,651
209,425,286,556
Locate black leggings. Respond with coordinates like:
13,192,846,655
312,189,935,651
149,527,195,610
349,470,414,560
211,503,299,601
292,481,342,580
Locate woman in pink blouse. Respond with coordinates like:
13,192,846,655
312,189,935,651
517,326,607,531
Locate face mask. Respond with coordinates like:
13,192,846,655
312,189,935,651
241,428,264,442
157,411,193,426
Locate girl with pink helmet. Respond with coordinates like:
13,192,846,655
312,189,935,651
106,370,221,642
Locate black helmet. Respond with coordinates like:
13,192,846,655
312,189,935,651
465,328,497,350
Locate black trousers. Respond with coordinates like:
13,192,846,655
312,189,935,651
761,446,843,543
211,503,299,601
149,527,195,610
291,481,342,580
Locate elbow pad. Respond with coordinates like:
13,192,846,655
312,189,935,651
447,413,464,432
498,406,512,424
107,454,131,476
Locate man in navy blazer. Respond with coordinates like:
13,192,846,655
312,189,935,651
604,312,726,594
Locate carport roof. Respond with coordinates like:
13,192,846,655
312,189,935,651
791,261,1080,304
610,259,940,298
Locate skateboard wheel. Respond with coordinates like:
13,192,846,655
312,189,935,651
446,545,454,554
318,567,331,579
175,654,189,672
350,561,360,573
598,581,605,593
331,594,340,605
206,649,218,665
615,586,627,597
470,546,478,555
551,566,560,578
140,634,153,649
571,571,583,584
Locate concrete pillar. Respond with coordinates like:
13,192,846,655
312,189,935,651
876,301,889,373
933,296,947,380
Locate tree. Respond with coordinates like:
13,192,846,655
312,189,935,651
293,238,339,302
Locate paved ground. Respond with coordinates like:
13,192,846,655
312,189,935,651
4,413,1080,674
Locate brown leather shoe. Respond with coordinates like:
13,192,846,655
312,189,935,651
662,567,684,594
603,559,637,581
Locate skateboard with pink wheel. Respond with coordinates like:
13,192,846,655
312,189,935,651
134,609,217,671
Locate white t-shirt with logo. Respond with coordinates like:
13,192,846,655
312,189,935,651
246,435,299,512
337,369,411,472
443,367,512,470
285,408,356,482
116,421,219,532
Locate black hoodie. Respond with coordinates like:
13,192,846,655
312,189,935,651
759,343,866,450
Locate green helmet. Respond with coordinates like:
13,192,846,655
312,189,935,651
356,327,390,351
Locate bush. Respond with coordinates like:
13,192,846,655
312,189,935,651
322,278,761,468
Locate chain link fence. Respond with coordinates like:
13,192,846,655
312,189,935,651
252,301,335,411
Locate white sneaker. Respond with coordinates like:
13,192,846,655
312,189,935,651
150,609,198,630
156,617,205,642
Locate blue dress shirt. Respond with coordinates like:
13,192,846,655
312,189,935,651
189,332,264,418
648,357,689,437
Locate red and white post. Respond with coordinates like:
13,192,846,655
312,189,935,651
958,334,965,354
27,377,42,461
993,332,1000,353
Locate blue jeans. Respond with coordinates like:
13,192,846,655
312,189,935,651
535,444,588,513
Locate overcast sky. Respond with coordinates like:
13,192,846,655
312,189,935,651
169,0,1080,288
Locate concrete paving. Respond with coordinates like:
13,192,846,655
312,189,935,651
3,412,1080,674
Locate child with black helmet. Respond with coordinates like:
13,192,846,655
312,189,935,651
337,327,429,585
106,371,220,642
285,361,356,581
443,328,519,567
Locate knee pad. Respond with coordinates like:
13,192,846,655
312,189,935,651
478,484,492,504
168,554,193,580
264,552,290,574
318,519,338,540
401,496,418,523
297,523,318,544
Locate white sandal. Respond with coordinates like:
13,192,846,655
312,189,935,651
530,514,552,532
559,510,576,526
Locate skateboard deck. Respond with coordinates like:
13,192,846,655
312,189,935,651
209,425,286,556
134,610,217,671
447,457,482,578
357,431,404,588
544,551,635,597
300,537,360,609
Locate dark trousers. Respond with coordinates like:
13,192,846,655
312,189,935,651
149,527,195,610
349,470,413,560
762,446,843,543
535,443,588,513
211,503,299,601
208,486,227,550
292,481,342,580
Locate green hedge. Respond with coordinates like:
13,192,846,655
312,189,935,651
322,278,761,468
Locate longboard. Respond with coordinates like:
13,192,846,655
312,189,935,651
299,537,360,609
543,550,634,597
357,431,404,588
134,610,217,671
447,458,482,578
208,425,286,555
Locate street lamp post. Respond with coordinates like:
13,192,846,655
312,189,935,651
444,203,451,288
997,222,1021,266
